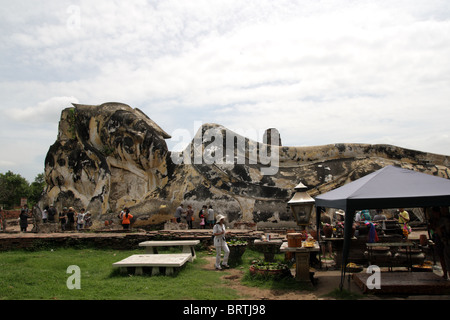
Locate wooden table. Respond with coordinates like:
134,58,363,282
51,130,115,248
280,241,319,283
139,240,200,262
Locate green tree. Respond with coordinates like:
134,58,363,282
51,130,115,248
0,171,29,209
0,171,46,209
29,173,46,205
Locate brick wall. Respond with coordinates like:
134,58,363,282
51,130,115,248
1,210,21,219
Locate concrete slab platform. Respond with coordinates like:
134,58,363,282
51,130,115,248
139,240,199,261
353,271,450,295
112,253,191,276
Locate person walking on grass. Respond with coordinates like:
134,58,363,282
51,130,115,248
213,214,230,270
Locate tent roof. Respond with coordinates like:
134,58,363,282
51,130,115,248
315,165,450,211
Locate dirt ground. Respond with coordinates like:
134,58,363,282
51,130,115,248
201,254,354,300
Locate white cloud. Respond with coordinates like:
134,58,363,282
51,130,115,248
1,0,450,182
9,96,79,124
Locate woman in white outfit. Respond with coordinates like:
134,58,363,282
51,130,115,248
213,214,230,270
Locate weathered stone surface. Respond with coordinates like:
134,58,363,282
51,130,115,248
40,102,171,219
39,102,450,229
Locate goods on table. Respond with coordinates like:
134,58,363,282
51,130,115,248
346,262,363,273
303,241,315,248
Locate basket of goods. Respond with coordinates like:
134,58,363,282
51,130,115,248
249,260,292,278
346,262,363,273
303,237,316,248
412,261,433,272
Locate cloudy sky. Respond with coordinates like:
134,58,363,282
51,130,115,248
1,0,450,182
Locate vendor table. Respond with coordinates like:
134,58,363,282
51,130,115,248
366,242,414,270
253,239,283,262
139,240,200,262
320,237,344,267
280,241,319,283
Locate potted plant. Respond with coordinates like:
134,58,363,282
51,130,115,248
227,238,248,266
249,260,292,278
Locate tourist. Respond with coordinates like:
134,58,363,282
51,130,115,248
118,207,126,225
174,204,185,223
185,205,194,229
430,207,450,279
199,205,207,229
398,208,411,237
59,207,68,231
439,207,450,280
360,209,372,221
47,205,57,223
66,207,76,231
42,206,49,223
84,211,92,228
77,208,86,231
207,205,215,228
19,204,30,232
213,214,230,270
121,208,133,230
373,209,387,221
429,207,448,279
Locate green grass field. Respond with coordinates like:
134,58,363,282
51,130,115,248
0,248,246,300
0,246,309,300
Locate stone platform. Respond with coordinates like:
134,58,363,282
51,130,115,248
113,253,192,275
353,271,450,295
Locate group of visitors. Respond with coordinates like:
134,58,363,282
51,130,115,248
355,208,411,235
55,206,92,231
174,204,216,229
11,204,92,233
173,203,229,269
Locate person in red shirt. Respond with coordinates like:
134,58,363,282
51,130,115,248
121,208,133,230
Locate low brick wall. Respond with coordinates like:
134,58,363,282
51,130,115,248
0,229,265,251
1,210,21,219
0,233,151,251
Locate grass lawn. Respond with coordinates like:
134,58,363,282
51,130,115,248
0,247,242,300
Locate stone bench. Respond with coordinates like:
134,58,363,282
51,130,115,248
113,253,192,276
139,240,200,262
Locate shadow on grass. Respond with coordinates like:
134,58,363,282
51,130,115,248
322,288,364,300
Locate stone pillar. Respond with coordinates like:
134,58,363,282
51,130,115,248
263,128,282,147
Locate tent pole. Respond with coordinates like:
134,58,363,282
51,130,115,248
340,208,355,290
316,206,321,238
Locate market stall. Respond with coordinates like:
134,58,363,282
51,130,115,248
314,165,450,289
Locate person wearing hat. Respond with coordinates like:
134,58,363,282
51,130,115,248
213,214,230,270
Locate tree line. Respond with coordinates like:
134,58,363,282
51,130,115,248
0,171,46,210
